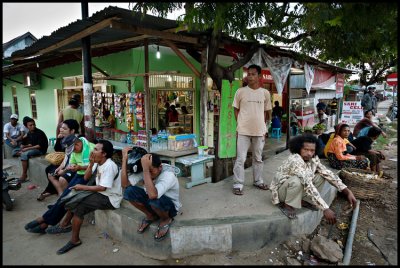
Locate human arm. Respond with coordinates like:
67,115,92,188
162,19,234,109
330,138,365,161
121,147,133,188
141,154,158,199
56,110,64,136
234,107,239,121
80,118,85,136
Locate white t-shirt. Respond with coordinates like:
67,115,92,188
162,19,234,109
128,164,182,212
232,86,272,136
93,158,122,208
3,122,24,140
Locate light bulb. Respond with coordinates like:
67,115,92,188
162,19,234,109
156,46,161,59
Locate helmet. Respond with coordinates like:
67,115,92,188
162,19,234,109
127,146,148,173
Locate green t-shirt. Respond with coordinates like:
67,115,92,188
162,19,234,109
69,142,95,174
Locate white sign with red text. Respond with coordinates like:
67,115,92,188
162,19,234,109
340,101,363,124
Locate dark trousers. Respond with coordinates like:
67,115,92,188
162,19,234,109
42,173,86,226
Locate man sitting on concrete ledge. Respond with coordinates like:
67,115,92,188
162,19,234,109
121,147,182,242
12,117,48,183
269,134,357,224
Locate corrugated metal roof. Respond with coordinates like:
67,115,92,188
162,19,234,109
3,6,355,76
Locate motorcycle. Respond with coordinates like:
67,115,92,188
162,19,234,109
2,170,21,211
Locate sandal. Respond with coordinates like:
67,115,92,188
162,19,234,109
253,183,269,190
154,218,174,242
137,217,157,234
57,240,82,255
232,188,243,195
37,191,53,201
278,203,297,219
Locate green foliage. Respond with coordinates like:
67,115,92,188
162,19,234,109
131,2,397,85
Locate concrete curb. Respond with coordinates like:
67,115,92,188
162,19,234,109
95,182,337,260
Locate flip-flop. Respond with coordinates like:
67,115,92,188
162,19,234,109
253,183,269,190
37,192,53,201
278,204,297,219
137,218,157,234
232,188,243,195
56,240,82,255
24,219,40,230
17,178,30,184
301,200,318,211
154,218,174,242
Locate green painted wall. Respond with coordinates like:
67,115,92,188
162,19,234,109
3,48,204,140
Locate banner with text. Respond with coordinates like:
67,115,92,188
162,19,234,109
340,101,363,124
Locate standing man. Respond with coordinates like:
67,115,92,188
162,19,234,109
3,114,25,149
72,93,84,114
12,117,48,183
269,134,357,222
56,140,122,254
361,87,375,114
329,98,338,115
57,98,84,137
232,64,272,195
272,101,284,120
316,99,327,113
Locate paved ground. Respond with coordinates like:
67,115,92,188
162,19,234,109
3,99,396,264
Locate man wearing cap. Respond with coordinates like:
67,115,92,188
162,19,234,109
3,114,25,149
12,117,48,183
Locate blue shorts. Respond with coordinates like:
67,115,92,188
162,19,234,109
123,185,177,218
12,148,43,160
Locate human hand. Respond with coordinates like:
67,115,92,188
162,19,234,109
11,140,17,146
89,152,96,163
355,155,366,160
67,164,79,172
69,184,85,191
141,154,153,170
122,146,133,159
323,208,337,225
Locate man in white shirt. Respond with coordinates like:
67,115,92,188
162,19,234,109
121,147,181,242
56,139,122,254
232,64,272,195
3,114,25,148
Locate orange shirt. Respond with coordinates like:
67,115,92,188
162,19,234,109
327,136,356,160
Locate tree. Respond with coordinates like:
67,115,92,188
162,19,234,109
132,2,397,88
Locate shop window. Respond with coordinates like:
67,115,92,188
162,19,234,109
12,86,19,115
149,74,196,135
30,89,37,119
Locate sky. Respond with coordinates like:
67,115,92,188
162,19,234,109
2,2,182,43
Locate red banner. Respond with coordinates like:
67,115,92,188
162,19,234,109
243,68,274,84
336,73,345,94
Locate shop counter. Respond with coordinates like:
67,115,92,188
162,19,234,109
175,154,215,189
153,148,198,166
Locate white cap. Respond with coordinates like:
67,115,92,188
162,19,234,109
10,114,18,120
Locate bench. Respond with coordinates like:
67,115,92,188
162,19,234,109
175,154,215,189
153,148,198,166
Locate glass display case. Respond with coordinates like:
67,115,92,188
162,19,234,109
289,98,315,128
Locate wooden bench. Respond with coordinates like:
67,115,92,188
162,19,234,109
153,148,198,166
175,154,215,189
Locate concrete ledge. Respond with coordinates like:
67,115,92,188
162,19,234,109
95,181,337,260
27,156,49,186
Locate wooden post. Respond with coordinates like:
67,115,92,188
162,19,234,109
81,2,95,142
200,47,208,145
144,39,150,152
